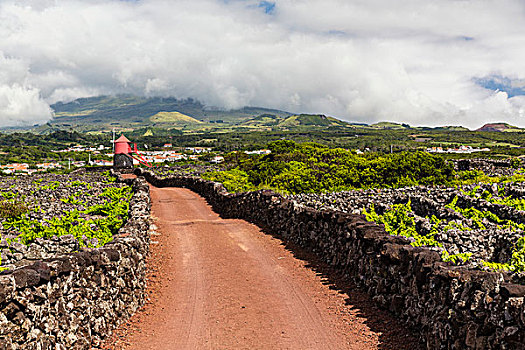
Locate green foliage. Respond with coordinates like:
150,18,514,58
0,191,18,200
482,261,512,271
362,198,525,272
441,251,472,265
446,193,525,272
36,181,60,191
1,184,132,248
455,170,525,185
202,169,257,193
99,186,132,201
268,161,322,194
60,194,84,205
471,187,525,212
447,196,491,230
268,140,299,154
0,201,28,220
456,170,486,184
449,194,525,231
510,157,521,169
207,141,455,194
510,236,525,272
363,201,441,248
70,180,90,188
442,221,470,231
101,171,118,183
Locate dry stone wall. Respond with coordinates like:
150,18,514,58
452,159,520,177
0,174,151,349
136,168,525,350
289,185,525,272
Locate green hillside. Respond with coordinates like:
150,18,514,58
150,111,203,124
476,123,524,132
431,126,470,132
237,113,352,129
239,114,282,127
370,121,410,129
49,95,292,132
45,95,360,133
278,114,349,127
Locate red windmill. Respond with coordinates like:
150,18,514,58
114,135,132,155
113,135,152,169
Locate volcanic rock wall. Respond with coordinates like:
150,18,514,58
452,159,519,177
0,175,151,349
136,168,525,350
289,188,524,265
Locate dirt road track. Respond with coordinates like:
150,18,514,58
104,184,423,349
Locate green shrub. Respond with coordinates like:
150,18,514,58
510,157,521,169
456,170,486,183
0,201,28,220
202,169,256,193
206,141,455,194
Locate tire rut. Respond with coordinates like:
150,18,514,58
105,185,423,350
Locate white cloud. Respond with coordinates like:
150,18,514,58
0,53,52,126
0,0,525,127
0,83,52,126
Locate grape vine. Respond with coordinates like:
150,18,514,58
0,176,133,257
363,201,442,248
363,196,525,272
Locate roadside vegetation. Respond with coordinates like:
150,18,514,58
203,140,454,194
196,140,525,276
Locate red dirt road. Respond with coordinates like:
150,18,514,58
105,185,422,350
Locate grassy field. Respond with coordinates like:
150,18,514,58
150,111,203,124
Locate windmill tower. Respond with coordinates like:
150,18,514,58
113,135,134,170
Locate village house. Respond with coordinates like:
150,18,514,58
52,145,108,153
153,155,168,163
36,162,62,170
185,147,212,154
167,153,185,162
244,149,271,155
210,156,225,164
426,145,490,154
1,163,30,174
92,159,113,166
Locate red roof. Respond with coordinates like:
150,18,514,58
115,135,130,143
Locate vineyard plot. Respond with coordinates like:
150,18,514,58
289,183,525,276
0,171,132,269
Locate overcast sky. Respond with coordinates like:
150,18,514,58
1,0,525,128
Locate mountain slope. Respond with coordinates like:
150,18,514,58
239,114,282,127
278,114,349,127
150,111,203,124
50,95,292,131
237,113,352,129
476,123,524,132
370,122,410,129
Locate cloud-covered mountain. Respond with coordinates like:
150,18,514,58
1,0,525,128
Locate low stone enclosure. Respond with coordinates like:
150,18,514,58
135,168,525,350
451,158,521,177
0,172,151,349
